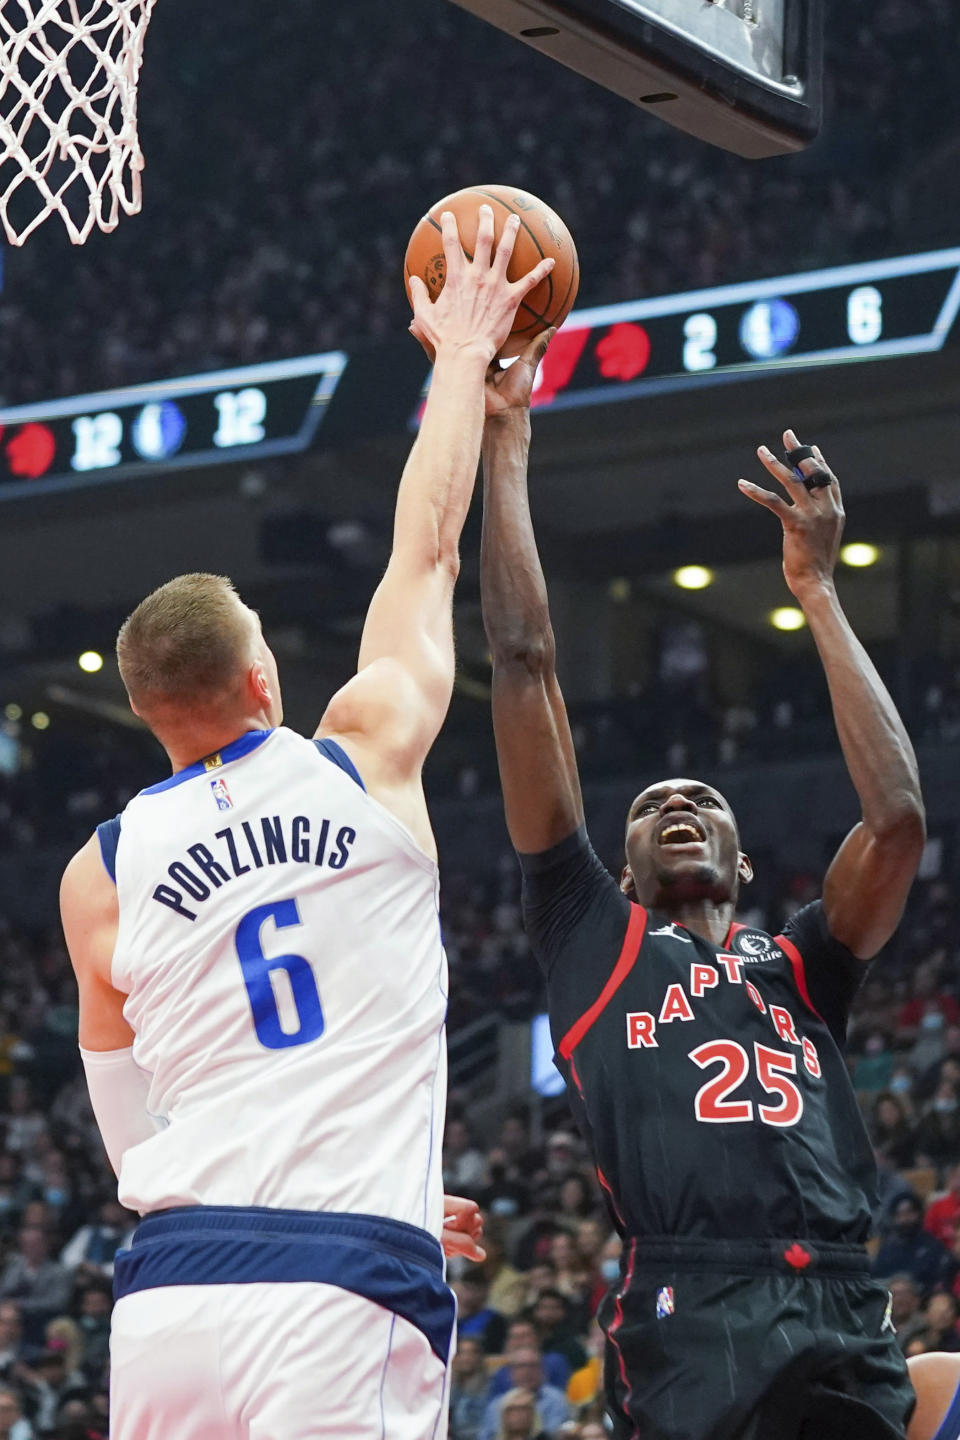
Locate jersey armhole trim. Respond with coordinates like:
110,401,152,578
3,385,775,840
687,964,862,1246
932,1375,960,1440
558,902,648,1060
775,931,825,1025
313,738,366,791
96,815,122,884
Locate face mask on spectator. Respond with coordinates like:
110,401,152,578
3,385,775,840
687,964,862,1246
934,1098,957,1113
491,1197,519,1217
601,1257,620,1283
890,1076,912,1094
922,1011,945,1031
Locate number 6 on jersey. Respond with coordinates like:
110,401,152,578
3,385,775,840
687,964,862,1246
235,898,325,1050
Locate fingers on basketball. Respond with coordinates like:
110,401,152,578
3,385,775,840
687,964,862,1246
403,184,580,358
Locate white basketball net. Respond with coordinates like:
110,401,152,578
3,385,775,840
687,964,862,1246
0,0,157,245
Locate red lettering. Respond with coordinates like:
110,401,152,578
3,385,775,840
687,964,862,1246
717,955,744,985
690,1040,753,1123
755,1043,804,1127
659,983,695,1024
690,963,718,998
745,980,766,1014
626,1012,658,1049
802,1036,821,1078
770,1006,799,1046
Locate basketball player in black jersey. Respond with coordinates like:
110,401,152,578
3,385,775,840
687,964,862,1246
478,337,925,1440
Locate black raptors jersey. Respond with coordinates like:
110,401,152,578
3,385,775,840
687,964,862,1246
521,826,876,1245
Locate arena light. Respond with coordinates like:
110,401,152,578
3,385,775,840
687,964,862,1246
770,607,807,632
840,542,880,568
3,704,21,721
673,565,713,591
78,650,104,673
30,712,50,730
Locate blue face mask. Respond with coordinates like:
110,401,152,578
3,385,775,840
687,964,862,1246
600,1257,621,1284
44,1188,66,1206
889,1075,912,1093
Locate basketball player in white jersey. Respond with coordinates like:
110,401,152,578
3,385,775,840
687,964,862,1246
59,207,553,1440
908,1354,960,1440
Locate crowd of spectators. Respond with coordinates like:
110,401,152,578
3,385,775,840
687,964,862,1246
0,0,957,404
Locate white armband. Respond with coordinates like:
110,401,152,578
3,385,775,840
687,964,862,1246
80,1046,163,1178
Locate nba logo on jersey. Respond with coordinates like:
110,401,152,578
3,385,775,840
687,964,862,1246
656,1287,675,1318
210,777,233,811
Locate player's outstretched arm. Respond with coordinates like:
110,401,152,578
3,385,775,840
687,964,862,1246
317,209,555,837
480,334,584,855
739,430,925,960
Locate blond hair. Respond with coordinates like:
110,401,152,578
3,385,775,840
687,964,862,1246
495,1387,543,1440
116,573,255,714
45,1315,83,1373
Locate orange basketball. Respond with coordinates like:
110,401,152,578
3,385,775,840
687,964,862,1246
403,184,580,358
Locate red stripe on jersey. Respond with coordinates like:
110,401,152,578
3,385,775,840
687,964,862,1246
776,931,825,1024
723,919,748,950
558,904,648,1061
607,1237,639,1438
596,1164,627,1231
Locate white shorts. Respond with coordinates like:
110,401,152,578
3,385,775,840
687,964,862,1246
111,1281,450,1440
110,1207,455,1440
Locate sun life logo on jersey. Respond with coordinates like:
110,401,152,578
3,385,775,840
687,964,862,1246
650,923,693,944
210,777,233,812
730,929,783,963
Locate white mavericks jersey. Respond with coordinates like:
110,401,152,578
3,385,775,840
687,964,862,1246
102,726,448,1237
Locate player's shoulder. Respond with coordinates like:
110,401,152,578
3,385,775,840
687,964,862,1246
519,824,632,976
517,822,614,890
60,831,119,961
775,898,857,966
61,829,108,892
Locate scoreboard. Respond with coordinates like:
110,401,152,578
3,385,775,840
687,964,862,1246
2,246,960,496
527,246,960,411
0,351,346,496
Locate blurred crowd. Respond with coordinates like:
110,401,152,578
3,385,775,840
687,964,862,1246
0,0,958,404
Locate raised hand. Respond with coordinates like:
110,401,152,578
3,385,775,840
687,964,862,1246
484,328,555,418
738,428,845,601
408,205,555,365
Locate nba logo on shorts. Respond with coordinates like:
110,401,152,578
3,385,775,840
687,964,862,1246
210,777,233,811
656,1287,675,1318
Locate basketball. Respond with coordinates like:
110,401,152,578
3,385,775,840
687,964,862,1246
404,184,579,358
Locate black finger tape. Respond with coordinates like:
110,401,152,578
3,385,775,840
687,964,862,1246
783,444,831,491
784,445,816,467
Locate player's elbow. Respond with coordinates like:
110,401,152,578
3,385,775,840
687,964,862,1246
490,629,557,680
872,795,926,859
438,544,461,584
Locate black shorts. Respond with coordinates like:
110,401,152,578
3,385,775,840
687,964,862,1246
597,1237,914,1440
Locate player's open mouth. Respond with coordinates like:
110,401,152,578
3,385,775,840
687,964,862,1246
657,819,706,846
